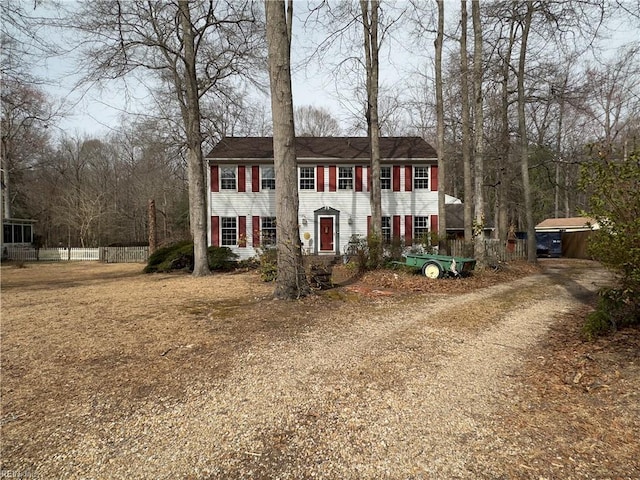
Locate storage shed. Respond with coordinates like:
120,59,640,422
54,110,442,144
535,217,599,259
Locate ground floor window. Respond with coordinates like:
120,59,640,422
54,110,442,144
381,216,391,243
261,217,276,246
413,216,429,243
221,217,237,246
3,222,33,244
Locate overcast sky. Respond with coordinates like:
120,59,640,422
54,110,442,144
22,1,640,138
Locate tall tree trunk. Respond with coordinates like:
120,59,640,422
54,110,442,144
472,0,485,265
361,0,382,264
265,0,310,299
435,0,447,254
498,19,515,243
148,199,157,255
178,0,210,276
460,0,473,251
518,1,537,262
554,73,568,218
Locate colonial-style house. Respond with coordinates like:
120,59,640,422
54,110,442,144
206,136,451,260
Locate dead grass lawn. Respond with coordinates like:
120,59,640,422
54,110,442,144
1,259,638,478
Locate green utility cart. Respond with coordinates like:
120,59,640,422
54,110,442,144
400,253,477,279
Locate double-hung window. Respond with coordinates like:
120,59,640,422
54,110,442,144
221,217,237,246
299,167,315,190
414,167,429,189
380,166,391,190
413,216,429,243
338,166,353,190
261,166,275,190
220,167,237,190
381,216,391,243
261,217,277,246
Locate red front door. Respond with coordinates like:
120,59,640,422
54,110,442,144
320,217,334,251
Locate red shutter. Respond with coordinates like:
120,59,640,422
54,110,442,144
329,166,337,192
238,216,246,246
355,166,363,192
210,166,219,192
252,166,260,192
317,166,324,192
431,165,438,191
252,216,260,247
405,166,413,192
237,166,246,192
431,214,438,235
405,215,413,245
364,166,369,191
211,216,220,247
392,165,401,192
393,215,401,239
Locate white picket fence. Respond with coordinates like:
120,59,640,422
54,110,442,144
3,246,149,263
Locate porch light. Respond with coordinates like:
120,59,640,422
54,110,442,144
302,215,308,226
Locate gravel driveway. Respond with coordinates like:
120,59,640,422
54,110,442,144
2,260,628,479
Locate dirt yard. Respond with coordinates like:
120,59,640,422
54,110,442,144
1,259,638,479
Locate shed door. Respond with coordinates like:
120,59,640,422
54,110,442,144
319,217,334,252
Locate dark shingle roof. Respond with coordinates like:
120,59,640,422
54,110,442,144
206,136,436,162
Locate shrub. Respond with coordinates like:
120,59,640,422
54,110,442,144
579,145,640,336
345,235,370,274
583,287,640,339
207,246,238,271
143,242,237,273
257,247,278,282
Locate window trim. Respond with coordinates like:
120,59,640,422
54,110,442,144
381,216,391,243
220,166,237,190
299,166,316,191
221,217,237,246
261,165,275,190
380,166,391,190
261,216,277,246
413,215,429,242
338,166,354,190
413,166,430,189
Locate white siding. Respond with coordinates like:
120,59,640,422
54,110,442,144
209,181,438,260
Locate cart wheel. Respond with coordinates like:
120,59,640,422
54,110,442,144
422,261,443,279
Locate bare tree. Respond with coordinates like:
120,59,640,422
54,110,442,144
517,1,537,262
69,0,263,275
471,0,486,265
265,0,310,299
460,1,473,246
360,0,383,264
294,105,341,136
435,0,447,254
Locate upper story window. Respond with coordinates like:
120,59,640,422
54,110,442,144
261,166,275,190
220,167,237,190
338,166,353,190
380,166,391,190
414,166,429,189
261,217,277,246
221,217,237,246
299,166,315,190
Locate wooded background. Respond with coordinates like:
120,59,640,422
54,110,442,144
2,1,638,249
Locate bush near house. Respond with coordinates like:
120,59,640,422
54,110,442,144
144,241,238,273
580,146,640,337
